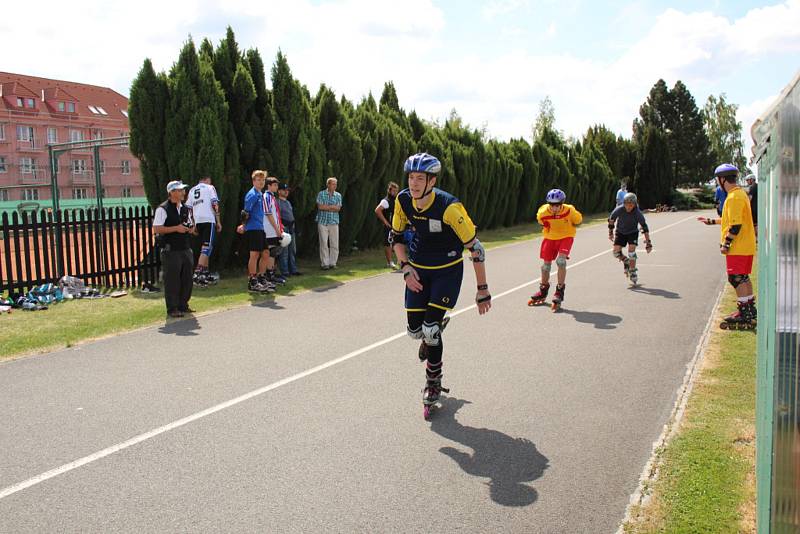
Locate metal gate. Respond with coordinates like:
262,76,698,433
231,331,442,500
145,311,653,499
752,70,800,534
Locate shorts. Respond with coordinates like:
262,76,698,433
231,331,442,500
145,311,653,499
383,228,392,246
196,223,217,257
726,254,753,275
540,237,574,262
405,261,464,312
265,236,280,248
246,229,266,252
614,231,638,247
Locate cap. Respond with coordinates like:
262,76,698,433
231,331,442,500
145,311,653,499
278,183,289,190
166,180,187,192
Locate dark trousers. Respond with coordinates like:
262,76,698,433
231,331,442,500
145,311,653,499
163,248,194,312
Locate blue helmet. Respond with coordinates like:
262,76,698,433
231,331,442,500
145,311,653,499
546,189,566,203
404,152,442,175
714,163,739,177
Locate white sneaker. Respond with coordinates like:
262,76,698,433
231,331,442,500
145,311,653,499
388,262,398,269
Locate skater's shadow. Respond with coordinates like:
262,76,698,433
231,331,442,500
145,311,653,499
158,316,201,336
561,308,622,330
628,286,680,299
430,397,549,507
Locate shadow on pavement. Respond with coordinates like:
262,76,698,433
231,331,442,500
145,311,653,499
628,286,681,299
561,308,622,330
430,397,549,507
158,316,201,336
249,295,286,309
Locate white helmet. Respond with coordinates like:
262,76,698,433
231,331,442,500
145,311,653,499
280,232,292,247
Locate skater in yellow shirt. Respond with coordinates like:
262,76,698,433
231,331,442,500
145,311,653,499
528,189,582,310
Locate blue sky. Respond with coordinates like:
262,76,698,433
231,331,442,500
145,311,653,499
2,0,797,160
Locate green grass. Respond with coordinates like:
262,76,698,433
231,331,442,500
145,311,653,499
0,215,606,359
624,274,757,533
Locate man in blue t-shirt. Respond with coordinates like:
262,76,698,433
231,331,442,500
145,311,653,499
615,183,627,207
714,185,727,216
240,170,272,293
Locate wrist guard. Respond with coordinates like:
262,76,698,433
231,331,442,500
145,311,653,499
389,230,406,245
477,284,488,291
468,239,486,262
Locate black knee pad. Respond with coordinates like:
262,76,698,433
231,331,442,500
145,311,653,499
728,274,748,288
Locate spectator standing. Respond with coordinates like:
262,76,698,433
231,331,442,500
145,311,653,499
186,176,221,286
152,181,195,318
746,174,758,233
316,177,343,270
714,185,727,216
277,183,301,276
263,177,286,285
615,182,627,207
241,170,273,293
374,181,400,270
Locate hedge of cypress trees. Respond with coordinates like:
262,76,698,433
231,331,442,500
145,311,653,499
130,29,680,268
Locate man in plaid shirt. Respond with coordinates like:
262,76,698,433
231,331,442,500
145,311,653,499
316,177,343,269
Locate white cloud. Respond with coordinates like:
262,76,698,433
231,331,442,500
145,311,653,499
482,0,530,20
2,0,797,154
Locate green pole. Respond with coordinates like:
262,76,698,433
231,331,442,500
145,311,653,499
93,146,103,211
49,146,60,212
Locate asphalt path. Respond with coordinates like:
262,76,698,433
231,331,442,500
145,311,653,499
0,211,725,533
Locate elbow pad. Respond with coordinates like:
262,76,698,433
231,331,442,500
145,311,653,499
390,230,406,245
607,221,615,231
641,223,649,233
729,224,742,235
468,239,486,262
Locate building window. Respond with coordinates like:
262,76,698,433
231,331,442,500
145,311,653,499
99,160,106,175
58,101,65,112
17,125,32,142
26,98,35,108
20,157,34,174
72,188,88,200
0,123,5,141
23,188,39,201
92,129,103,140
0,156,6,172
121,160,131,175
69,130,83,143
16,97,23,107
67,102,75,113
121,186,132,198
47,127,58,144
72,160,87,175
0,190,8,201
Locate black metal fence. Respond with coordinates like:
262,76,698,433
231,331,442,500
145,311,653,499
1,207,160,294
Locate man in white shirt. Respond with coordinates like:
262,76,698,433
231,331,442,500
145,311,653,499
186,176,221,286
263,177,285,285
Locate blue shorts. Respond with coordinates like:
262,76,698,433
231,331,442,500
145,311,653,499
405,261,464,312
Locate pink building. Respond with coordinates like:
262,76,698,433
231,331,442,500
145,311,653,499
0,72,144,209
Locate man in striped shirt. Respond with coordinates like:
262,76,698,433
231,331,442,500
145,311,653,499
316,177,343,270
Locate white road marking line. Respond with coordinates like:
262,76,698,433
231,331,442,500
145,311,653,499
0,214,695,501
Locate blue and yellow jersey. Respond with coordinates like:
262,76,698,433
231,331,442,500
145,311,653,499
392,188,476,269
536,203,582,240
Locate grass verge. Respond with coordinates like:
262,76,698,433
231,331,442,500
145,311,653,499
0,215,606,360
623,271,757,533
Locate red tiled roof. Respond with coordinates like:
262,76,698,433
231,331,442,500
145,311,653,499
1,81,39,98
0,72,129,122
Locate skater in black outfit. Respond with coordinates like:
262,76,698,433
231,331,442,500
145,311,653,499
608,193,652,285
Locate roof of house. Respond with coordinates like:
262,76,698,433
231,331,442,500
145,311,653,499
0,72,129,122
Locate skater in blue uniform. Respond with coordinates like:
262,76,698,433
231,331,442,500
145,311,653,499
608,192,652,285
391,152,492,419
